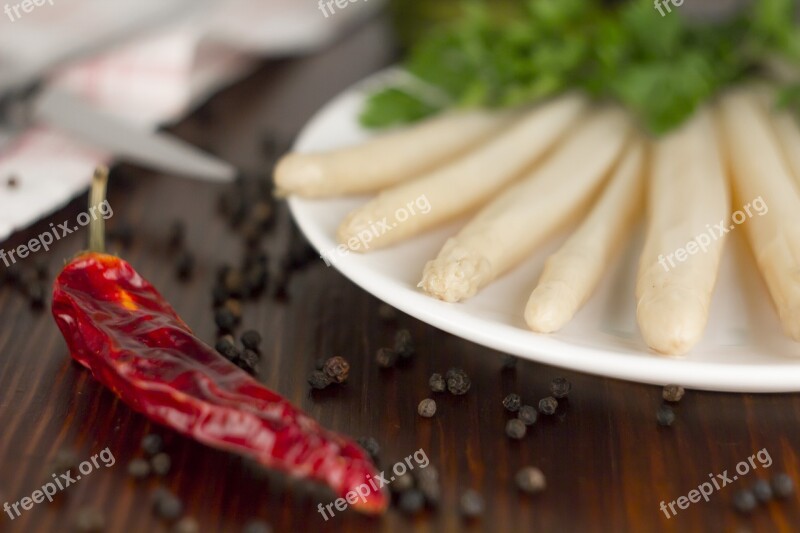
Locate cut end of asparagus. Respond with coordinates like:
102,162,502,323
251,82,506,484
418,239,491,302
637,289,709,356
274,152,326,197
524,282,579,333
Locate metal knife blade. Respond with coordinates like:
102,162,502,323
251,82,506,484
33,87,235,182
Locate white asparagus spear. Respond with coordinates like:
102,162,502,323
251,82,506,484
719,87,800,341
635,108,729,356
525,140,645,333
419,107,631,303
335,94,589,251
757,90,800,189
274,108,517,197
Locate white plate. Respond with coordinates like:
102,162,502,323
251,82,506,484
288,73,800,393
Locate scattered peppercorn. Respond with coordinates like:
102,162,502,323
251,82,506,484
418,398,437,418
212,284,229,307
656,404,676,426
356,437,380,461
242,520,273,533
323,356,350,383
128,458,151,479
26,281,46,310
429,373,446,392
6,175,19,188
173,516,200,533
662,384,685,403
214,307,237,333
223,299,243,322
250,201,274,230
501,355,517,370
167,220,186,249
398,489,426,514
550,377,572,399
446,368,471,395
518,405,538,425
516,467,546,494
459,490,485,518
393,329,414,360
151,453,172,476
141,434,163,456
175,251,194,281
538,396,558,415
378,303,398,322
391,472,415,494
73,507,105,532
502,393,522,412
223,269,245,297
505,418,527,439
153,489,183,521
240,330,262,351
732,489,757,513
238,349,260,375
308,370,332,390
108,221,133,249
752,479,773,503
415,466,441,507
51,449,79,473
215,335,241,361
772,473,795,498
375,347,398,368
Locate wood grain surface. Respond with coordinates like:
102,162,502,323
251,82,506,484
1,15,799,533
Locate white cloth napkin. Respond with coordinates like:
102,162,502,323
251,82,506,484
0,0,384,241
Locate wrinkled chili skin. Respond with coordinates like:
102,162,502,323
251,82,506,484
52,252,386,514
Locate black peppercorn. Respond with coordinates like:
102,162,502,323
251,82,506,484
127,459,151,479
141,434,163,456
752,479,773,503
502,393,522,412
152,489,183,521
238,349,260,374
445,368,471,395
167,220,186,249
732,489,757,513
215,335,240,361
518,405,538,425
505,418,527,439
393,329,414,360
375,347,398,368
418,398,437,418
772,473,795,498
214,307,237,333
429,373,446,392
662,384,685,402
538,396,558,415
241,330,262,351
656,404,675,426
516,467,546,494
550,377,572,399
151,453,171,476
459,490,484,518
323,356,350,383
175,251,194,280
356,437,380,461
398,489,425,514
308,370,332,390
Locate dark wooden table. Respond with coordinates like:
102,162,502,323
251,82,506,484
1,14,799,533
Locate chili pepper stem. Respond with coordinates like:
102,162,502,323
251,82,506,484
88,166,109,254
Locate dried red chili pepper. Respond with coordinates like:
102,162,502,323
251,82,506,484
51,170,387,514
